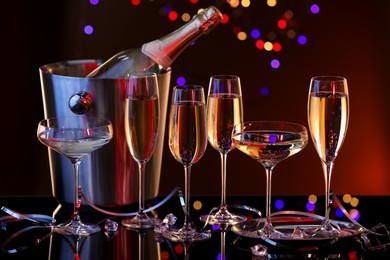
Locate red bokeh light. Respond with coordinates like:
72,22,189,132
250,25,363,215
130,0,140,6
255,39,265,50
277,19,287,29
273,42,282,52
174,244,184,254
168,11,178,21
221,13,229,24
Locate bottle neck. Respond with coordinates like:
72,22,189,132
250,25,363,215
142,6,222,69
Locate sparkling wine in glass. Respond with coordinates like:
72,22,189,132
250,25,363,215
232,121,308,239
306,76,349,238
199,75,246,225
37,116,113,236
121,72,161,229
163,85,211,242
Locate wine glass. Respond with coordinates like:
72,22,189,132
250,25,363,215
231,121,308,239
163,85,211,242
121,72,161,229
37,116,113,236
199,75,246,225
305,76,349,238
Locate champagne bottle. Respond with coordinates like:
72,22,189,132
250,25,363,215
86,6,222,79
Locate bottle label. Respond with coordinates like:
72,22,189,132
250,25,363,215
142,40,173,69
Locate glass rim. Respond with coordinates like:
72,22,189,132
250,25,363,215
233,120,308,132
127,71,157,78
38,116,113,127
209,74,240,79
173,85,204,90
310,75,346,81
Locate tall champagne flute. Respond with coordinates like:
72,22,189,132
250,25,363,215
232,121,308,239
121,72,161,229
37,116,113,236
163,85,211,242
306,76,349,238
199,75,246,225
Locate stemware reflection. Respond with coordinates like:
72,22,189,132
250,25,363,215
218,224,229,260
48,223,161,260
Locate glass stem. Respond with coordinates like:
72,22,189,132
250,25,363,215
264,166,275,229
183,164,191,228
322,160,334,225
71,160,82,222
219,152,228,210
138,161,146,214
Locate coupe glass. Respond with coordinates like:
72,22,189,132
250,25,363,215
37,116,113,236
305,76,349,238
163,85,211,242
121,72,161,229
199,75,246,225
232,121,308,239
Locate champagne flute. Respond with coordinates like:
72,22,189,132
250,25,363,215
200,75,246,225
306,76,349,238
163,85,211,242
121,72,161,229
37,116,113,236
232,121,308,239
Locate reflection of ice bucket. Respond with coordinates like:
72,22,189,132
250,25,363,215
39,59,171,208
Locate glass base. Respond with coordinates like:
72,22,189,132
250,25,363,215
199,211,246,226
52,219,101,236
163,227,211,242
121,214,161,230
232,218,292,240
231,217,360,249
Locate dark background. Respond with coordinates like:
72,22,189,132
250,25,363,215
1,0,389,197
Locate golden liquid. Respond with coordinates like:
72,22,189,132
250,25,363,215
168,102,207,166
232,130,307,167
207,93,243,153
308,92,349,162
125,96,159,162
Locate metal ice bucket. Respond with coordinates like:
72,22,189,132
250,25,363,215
39,59,171,208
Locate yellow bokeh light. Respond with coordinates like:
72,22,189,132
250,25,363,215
343,194,352,203
237,31,247,41
193,200,202,210
241,0,250,8
264,41,273,51
350,197,359,207
181,13,191,22
308,194,317,203
228,0,240,8
267,0,277,7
